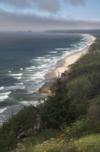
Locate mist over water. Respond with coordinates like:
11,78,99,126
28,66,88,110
0,32,92,124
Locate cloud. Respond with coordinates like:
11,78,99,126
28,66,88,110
0,10,100,31
0,0,60,13
34,0,60,13
67,0,85,6
0,0,86,13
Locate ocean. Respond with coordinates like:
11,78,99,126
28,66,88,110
0,32,93,124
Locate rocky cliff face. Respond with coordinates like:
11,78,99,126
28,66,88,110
38,85,52,96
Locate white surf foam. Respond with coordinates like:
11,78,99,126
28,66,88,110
10,73,23,76
55,48,68,51
8,70,12,73
8,73,23,80
0,86,5,91
5,84,25,91
0,107,7,114
21,101,38,107
25,66,36,70
20,68,24,71
0,91,11,102
50,51,57,54
21,100,44,107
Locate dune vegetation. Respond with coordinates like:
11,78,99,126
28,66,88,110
0,37,100,152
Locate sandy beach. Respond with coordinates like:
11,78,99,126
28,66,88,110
45,34,96,80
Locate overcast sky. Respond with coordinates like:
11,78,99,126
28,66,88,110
0,0,100,31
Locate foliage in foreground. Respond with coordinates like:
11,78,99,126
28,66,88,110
13,134,100,152
0,106,39,152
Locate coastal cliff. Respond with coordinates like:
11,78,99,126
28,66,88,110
1,37,100,152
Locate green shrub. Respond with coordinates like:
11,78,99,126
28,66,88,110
0,106,39,152
63,119,91,141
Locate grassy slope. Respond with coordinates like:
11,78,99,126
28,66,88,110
1,37,100,152
28,134,100,152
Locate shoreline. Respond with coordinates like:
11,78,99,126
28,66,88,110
0,34,96,125
39,34,96,94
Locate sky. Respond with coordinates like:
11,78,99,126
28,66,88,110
0,0,100,31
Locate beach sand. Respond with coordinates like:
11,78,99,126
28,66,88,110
45,35,96,80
